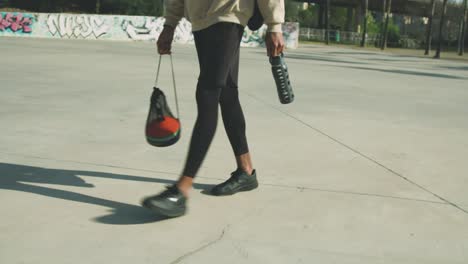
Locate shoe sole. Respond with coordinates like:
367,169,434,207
212,182,259,196
141,201,186,218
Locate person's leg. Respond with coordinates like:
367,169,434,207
142,24,244,216
210,26,258,196
178,23,244,195
219,26,254,176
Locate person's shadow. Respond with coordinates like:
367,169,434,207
0,163,213,225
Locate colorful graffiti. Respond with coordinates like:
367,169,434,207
46,14,110,39
0,13,34,33
282,23,299,48
0,12,299,48
173,19,193,43
240,23,299,48
121,17,164,41
121,17,193,43
242,25,267,47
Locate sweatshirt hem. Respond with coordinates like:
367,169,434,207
190,14,250,32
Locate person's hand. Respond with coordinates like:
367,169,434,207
157,26,175,55
265,32,285,57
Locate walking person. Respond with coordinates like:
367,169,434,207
142,0,285,217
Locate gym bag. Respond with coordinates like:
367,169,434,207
145,55,181,147
248,0,264,31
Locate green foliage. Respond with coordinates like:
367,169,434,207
294,3,318,28
366,13,380,34
386,18,401,46
298,8,315,27
285,0,300,22
5,0,164,16
365,13,400,46
101,0,163,16
330,7,347,30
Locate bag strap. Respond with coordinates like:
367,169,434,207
154,54,180,119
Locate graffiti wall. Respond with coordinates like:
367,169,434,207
0,12,299,48
0,12,36,34
46,14,111,39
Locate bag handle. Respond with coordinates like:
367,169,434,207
154,54,180,119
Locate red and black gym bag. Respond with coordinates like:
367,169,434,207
145,55,181,147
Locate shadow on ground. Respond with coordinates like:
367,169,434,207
282,52,465,79
439,65,468,71
340,65,466,80
326,51,381,56
284,53,370,65
0,163,213,225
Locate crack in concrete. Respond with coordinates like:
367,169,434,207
168,224,230,264
244,92,468,215
262,183,447,205
167,197,277,264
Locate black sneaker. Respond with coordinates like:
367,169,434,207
211,169,258,196
141,185,187,217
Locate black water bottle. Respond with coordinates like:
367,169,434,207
270,53,294,104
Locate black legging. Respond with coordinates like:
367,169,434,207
182,22,249,177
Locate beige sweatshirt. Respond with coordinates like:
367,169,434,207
164,0,285,32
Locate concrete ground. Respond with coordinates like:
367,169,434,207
0,37,467,264
300,41,468,63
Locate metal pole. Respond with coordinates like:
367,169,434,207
95,0,101,14
346,7,353,31
381,0,392,50
360,0,368,47
458,0,467,55
380,0,386,47
318,3,324,28
325,0,330,45
424,0,436,55
435,0,449,59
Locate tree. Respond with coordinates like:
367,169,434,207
325,0,330,44
435,0,449,59
285,0,300,22
361,0,368,47
386,19,400,46
298,8,316,27
458,0,467,55
330,6,348,30
380,0,386,47
96,0,101,14
367,13,380,35
424,0,436,55
4,0,164,15
381,0,392,50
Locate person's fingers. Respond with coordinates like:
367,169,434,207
157,39,165,53
157,39,172,55
277,42,284,56
157,29,174,55
266,32,286,57
270,46,275,57
271,43,277,57
158,46,168,55
159,48,171,55
157,45,162,54
273,47,279,57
